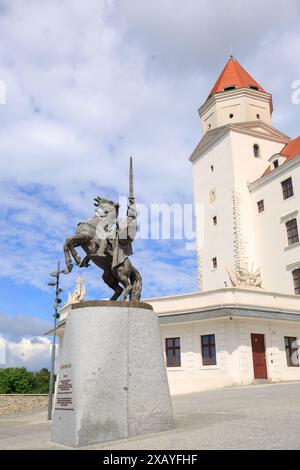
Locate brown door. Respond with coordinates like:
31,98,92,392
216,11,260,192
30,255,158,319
251,333,267,379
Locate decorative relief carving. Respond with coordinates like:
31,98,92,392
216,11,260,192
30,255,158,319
226,264,262,288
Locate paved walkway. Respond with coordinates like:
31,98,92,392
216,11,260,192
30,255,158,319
0,382,300,450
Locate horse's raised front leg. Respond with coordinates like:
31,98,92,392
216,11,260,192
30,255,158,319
63,234,91,274
63,240,73,274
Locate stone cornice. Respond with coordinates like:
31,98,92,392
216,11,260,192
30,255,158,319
189,121,290,164
199,87,273,116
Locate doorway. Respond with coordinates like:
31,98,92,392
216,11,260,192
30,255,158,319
251,333,267,379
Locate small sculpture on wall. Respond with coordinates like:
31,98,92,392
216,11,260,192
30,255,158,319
226,264,262,288
66,277,86,306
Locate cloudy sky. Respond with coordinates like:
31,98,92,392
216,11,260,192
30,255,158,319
0,0,299,370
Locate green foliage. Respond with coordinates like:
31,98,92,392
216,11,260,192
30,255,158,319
32,368,51,394
0,367,54,394
0,367,36,393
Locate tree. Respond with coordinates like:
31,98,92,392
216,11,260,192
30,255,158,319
0,367,54,394
32,368,51,393
0,367,36,393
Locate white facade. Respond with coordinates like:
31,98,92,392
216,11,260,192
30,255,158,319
148,288,300,394
249,155,300,294
191,59,299,296
161,316,300,395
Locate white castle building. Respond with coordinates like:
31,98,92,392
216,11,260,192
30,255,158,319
54,57,300,395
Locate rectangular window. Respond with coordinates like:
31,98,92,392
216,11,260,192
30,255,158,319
213,216,217,226
201,334,217,366
212,257,217,269
284,336,299,367
257,200,264,213
165,337,181,367
281,177,294,200
293,269,300,295
286,218,299,246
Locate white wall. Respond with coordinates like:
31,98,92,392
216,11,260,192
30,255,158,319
250,157,300,294
230,131,286,268
191,126,286,291
161,317,300,395
192,132,235,290
161,318,240,395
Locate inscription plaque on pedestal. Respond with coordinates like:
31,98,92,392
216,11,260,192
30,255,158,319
55,364,74,411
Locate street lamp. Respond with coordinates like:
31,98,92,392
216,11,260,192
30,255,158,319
47,261,63,421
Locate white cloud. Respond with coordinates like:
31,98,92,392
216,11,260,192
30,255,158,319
0,312,53,370
0,312,52,341
0,335,52,371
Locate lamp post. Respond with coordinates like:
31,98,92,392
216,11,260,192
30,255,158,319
47,261,63,421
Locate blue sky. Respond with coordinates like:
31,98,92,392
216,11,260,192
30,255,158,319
0,0,299,369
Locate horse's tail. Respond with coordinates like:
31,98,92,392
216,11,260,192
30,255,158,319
130,265,142,301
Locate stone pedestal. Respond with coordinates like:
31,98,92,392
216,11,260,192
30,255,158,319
51,301,174,447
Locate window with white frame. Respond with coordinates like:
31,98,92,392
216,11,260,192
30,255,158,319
286,218,299,246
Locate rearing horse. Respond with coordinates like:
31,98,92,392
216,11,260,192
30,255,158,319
63,196,142,301
63,159,142,301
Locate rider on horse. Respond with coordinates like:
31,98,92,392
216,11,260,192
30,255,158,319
79,195,137,269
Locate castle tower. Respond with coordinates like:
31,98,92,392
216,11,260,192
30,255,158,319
190,56,290,291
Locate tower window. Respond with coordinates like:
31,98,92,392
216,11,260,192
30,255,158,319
224,86,236,91
293,269,300,295
229,113,234,119
273,159,279,169
257,200,264,213
213,216,217,226
281,177,294,200
211,165,214,172
208,123,211,130
286,218,299,246
212,257,217,269
209,189,216,203
253,144,260,158
256,114,261,119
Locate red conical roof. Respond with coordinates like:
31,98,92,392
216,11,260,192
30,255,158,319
208,56,266,99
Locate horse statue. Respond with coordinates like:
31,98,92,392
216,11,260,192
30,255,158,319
63,158,142,301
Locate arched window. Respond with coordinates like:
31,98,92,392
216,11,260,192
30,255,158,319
293,269,300,295
253,144,260,158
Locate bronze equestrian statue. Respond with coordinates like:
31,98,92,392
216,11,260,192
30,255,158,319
63,158,142,301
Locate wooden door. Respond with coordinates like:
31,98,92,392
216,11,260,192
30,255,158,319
251,333,267,379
